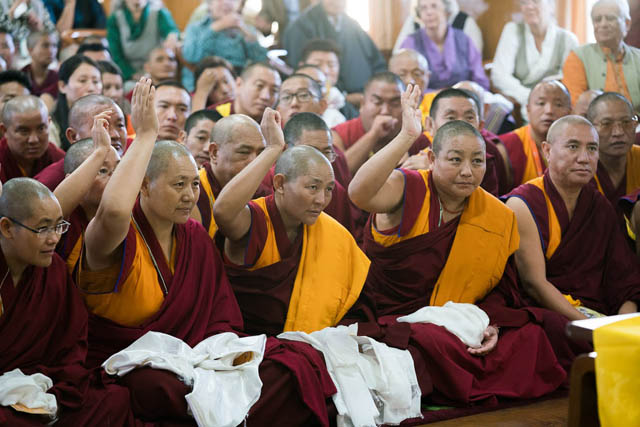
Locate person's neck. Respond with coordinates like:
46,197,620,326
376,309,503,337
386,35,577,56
529,125,545,148
274,194,302,242
528,21,548,39
549,170,582,219
16,156,36,176
0,244,27,288
425,23,447,47
30,61,50,82
129,7,144,22
140,197,174,259
433,179,467,215
601,39,625,56
211,167,228,190
599,151,628,185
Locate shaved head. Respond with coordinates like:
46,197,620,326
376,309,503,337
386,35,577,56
546,115,597,144
573,89,603,117
1,95,47,125
586,92,634,122
275,144,332,181
389,48,429,72
283,112,330,147
528,80,571,107
0,178,57,221
211,114,261,146
68,94,118,129
432,120,485,155
146,140,196,181
63,138,95,174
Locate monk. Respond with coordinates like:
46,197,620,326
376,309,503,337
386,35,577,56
0,96,64,183
54,114,120,274
498,80,571,191
348,84,566,406
620,189,640,255
0,178,134,425
572,89,602,118
505,115,640,321
586,93,640,222
402,88,504,195
184,109,223,167
154,81,191,142
332,72,430,174
388,48,433,124
282,112,354,233
35,94,128,190
193,114,271,238
209,61,281,123
81,80,328,425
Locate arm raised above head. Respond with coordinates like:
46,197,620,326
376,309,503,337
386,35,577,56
84,78,159,271
506,196,587,321
348,84,423,214
213,108,284,242
54,111,113,218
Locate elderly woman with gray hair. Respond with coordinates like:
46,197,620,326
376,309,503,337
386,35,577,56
399,0,489,91
562,0,640,111
492,0,578,121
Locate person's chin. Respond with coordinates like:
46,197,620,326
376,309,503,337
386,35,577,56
36,252,55,267
173,208,193,223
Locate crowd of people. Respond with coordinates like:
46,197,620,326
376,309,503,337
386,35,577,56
0,0,639,425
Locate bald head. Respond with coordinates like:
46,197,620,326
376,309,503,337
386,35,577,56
283,112,330,147
0,177,57,221
1,95,47,125
546,115,597,145
528,80,571,106
211,114,261,147
63,138,95,174
389,49,429,72
146,140,196,181
432,120,485,155
573,89,603,117
275,144,332,181
586,91,634,123
68,94,118,130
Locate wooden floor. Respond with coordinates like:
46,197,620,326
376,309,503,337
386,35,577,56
420,397,569,426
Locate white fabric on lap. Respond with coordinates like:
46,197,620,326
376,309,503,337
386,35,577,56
397,301,489,348
0,368,57,416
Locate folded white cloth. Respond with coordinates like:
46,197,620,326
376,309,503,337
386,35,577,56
279,324,421,427
0,369,57,416
397,301,489,348
103,331,266,427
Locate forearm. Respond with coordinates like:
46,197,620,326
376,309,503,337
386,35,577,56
618,300,638,314
344,131,380,173
213,146,281,225
523,278,586,320
56,1,76,32
349,131,414,208
191,86,211,111
54,147,108,218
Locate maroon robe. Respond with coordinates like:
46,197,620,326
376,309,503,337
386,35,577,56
0,138,64,183
0,252,134,426
591,161,632,232
55,207,89,273
22,64,59,98
34,158,65,191
332,146,351,188
363,170,566,406
505,172,640,315
498,128,545,193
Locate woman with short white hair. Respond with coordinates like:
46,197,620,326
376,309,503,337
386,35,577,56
398,0,489,91
492,0,578,121
562,0,640,111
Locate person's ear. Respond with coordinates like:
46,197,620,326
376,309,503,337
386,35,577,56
177,130,187,144
65,127,78,143
0,217,14,239
542,141,551,163
424,116,434,135
273,173,285,194
140,177,151,198
427,148,435,164
209,142,219,164
318,98,328,115
58,80,66,95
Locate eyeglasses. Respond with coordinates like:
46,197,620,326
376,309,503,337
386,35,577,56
279,90,317,105
593,116,638,131
6,217,70,239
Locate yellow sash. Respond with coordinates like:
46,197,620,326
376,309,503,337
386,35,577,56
527,177,563,259
516,125,545,185
251,198,370,333
66,236,83,275
430,180,520,306
215,102,232,117
198,168,218,238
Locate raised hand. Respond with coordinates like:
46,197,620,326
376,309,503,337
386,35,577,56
467,325,499,356
91,110,112,152
400,83,423,140
400,150,432,171
131,77,158,139
260,108,285,151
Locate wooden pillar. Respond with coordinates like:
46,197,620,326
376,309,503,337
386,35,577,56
160,0,203,30
368,0,411,54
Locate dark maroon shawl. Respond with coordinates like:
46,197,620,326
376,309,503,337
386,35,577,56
620,188,640,217
362,170,566,404
505,172,640,314
56,207,89,265
84,200,244,367
0,253,89,409
0,137,65,183
34,158,65,191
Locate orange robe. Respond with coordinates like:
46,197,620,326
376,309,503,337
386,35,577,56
499,124,546,190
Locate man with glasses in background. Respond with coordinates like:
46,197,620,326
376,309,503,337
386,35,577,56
277,73,327,126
